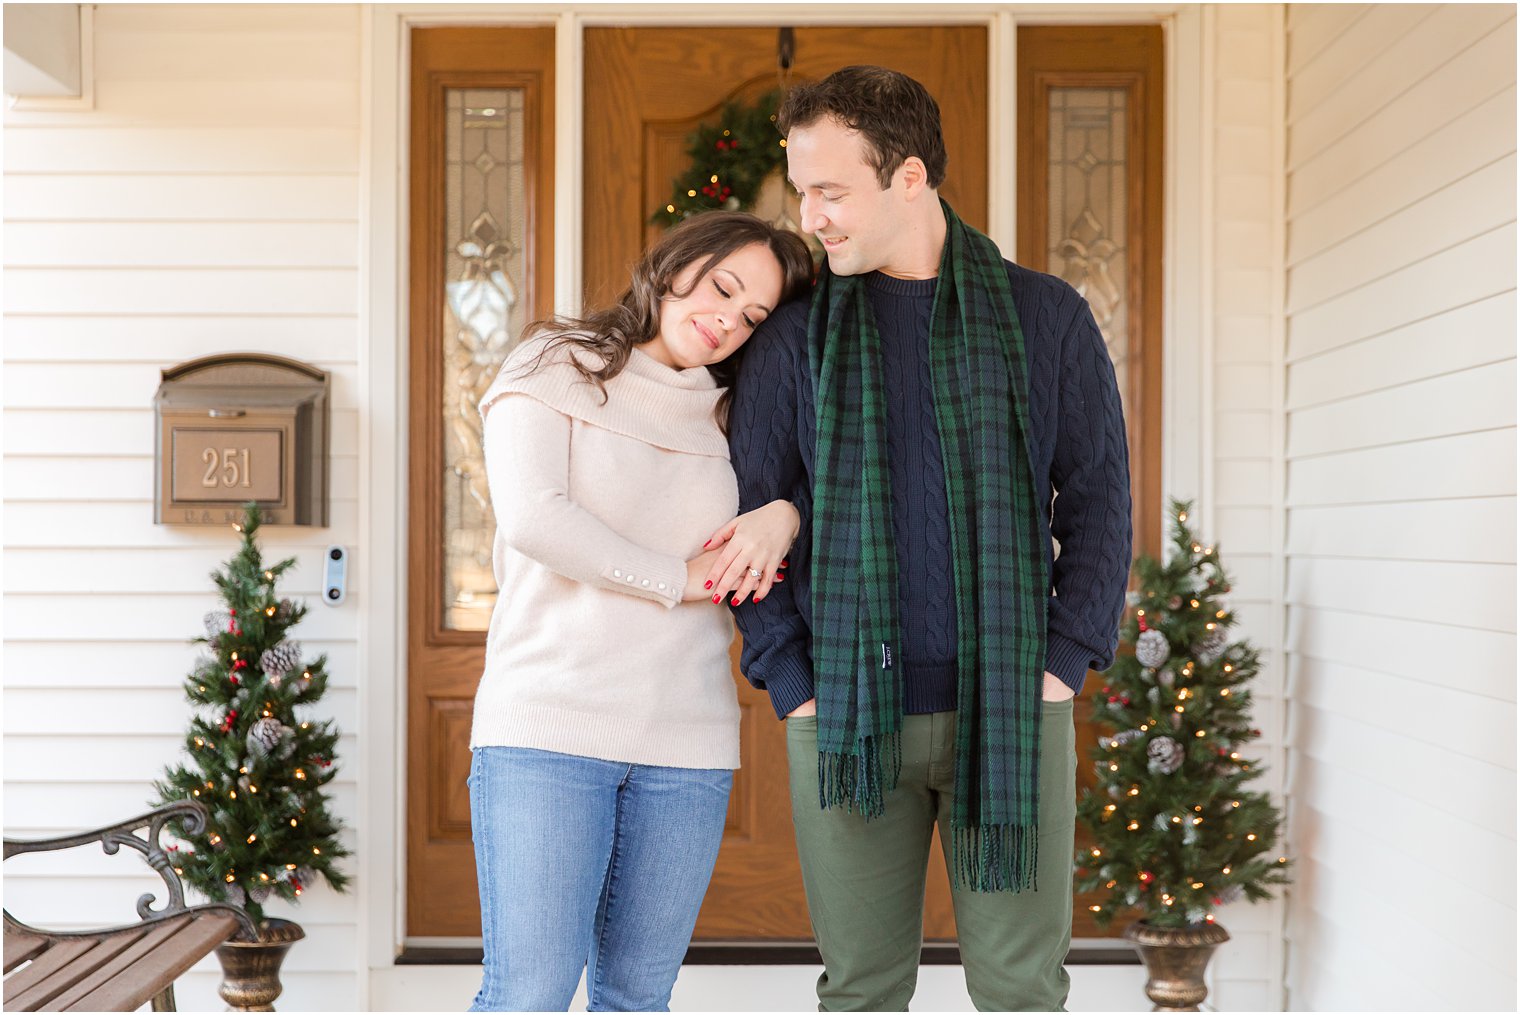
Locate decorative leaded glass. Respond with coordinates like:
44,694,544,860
1048,87,1129,408
442,89,527,631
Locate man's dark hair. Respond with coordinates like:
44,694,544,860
777,65,948,190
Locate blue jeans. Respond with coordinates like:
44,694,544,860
467,746,733,1012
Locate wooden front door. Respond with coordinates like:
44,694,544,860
584,25,989,942
407,26,556,938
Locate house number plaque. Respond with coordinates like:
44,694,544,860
171,429,284,502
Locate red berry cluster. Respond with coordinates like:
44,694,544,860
701,180,732,201
715,138,739,151
219,708,238,733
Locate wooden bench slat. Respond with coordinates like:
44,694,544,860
4,926,51,973
43,916,195,1012
65,913,239,1013
4,932,145,1011
4,937,103,1008
49,919,193,1012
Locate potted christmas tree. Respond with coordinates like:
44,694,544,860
1075,499,1289,1012
153,503,350,1011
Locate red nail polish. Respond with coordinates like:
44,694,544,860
704,580,713,590
703,539,711,548
776,573,786,582
731,596,741,606
712,594,721,603
781,558,789,567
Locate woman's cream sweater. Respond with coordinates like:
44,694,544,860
469,336,741,769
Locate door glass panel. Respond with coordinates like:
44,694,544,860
442,88,527,631
1047,87,1129,412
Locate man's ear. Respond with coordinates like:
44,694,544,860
896,156,931,200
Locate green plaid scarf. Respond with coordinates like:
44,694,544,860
808,200,1049,892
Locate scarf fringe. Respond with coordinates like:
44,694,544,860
817,731,903,819
951,822,1040,894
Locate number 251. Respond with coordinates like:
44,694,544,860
201,447,251,488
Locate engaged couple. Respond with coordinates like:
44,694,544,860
466,65,1132,1014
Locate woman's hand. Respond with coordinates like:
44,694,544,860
682,548,726,602
701,499,800,605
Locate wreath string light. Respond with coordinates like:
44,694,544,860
653,91,788,227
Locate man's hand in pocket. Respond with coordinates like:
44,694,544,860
1042,672,1075,702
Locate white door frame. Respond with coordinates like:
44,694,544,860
356,1,1209,1003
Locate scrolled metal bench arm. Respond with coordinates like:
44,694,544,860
4,800,257,941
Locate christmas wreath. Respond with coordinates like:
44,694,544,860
653,91,788,227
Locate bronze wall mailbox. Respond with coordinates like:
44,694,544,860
155,354,329,526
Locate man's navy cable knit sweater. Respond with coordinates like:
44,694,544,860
729,261,1133,720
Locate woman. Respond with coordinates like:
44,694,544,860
468,211,814,1012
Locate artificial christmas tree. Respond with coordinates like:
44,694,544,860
153,503,350,1007
1075,499,1289,1010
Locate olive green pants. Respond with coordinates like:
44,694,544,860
785,700,1076,1012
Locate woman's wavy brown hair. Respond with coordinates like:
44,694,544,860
518,211,814,432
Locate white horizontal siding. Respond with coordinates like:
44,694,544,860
1282,6,1517,1011
1,5,364,1011
4,174,359,222
5,222,361,268
4,127,360,173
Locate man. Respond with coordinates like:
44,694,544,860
728,66,1132,1011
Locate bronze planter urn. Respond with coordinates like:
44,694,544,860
215,918,305,1011
1124,920,1231,1012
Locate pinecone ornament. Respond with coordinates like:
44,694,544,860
1157,668,1176,688
203,610,232,639
246,717,289,760
1136,629,1171,668
248,884,271,904
275,599,295,622
1195,628,1228,665
260,641,302,680
223,883,246,907
1147,735,1184,774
